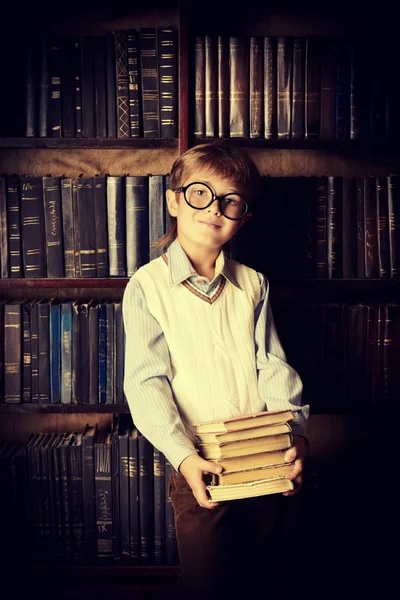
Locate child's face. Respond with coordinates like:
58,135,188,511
166,167,252,254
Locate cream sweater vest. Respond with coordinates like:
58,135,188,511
134,255,265,431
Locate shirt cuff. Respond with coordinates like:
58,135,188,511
163,436,198,472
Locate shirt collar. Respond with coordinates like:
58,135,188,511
165,238,241,289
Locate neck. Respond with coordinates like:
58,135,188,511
177,235,221,279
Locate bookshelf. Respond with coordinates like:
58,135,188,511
0,0,393,596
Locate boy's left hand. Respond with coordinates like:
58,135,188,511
282,435,308,497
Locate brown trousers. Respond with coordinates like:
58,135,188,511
169,469,288,600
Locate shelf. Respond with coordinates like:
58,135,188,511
0,403,130,413
0,138,178,149
0,278,129,289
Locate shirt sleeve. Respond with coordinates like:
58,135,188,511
122,276,197,470
255,272,310,439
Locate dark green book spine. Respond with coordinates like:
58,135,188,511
6,175,22,278
93,175,109,277
4,301,22,403
139,27,160,138
105,302,114,404
78,302,90,404
126,176,149,276
159,26,178,138
49,300,61,404
114,301,124,404
43,176,64,277
76,177,96,278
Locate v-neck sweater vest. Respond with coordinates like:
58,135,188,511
133,254,263,430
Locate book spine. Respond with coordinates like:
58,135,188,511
264,36,277,139
111,419,121,561
93,36,107,138
115,30,130,138
277,36,292,139
128,431,140,564
128,29,141,138
60,38,76,138
61,178,75,278
194,35,205,138
30,301,39,403
88,303,99,405
164,459,179,565
75,38,83,137
388,175,400,279
38,301,50,404
22,303,32,402
315,178,328,278
249,37,263,139
79,303,90,405
40,439,52,555
81,434,96,562
229,37,249,138
153,448,165,565
327,176,343,278
376,176,391,279
98,303,107,404
291,37,305,139
342,178,357,278
106,34,117,138
159,26,178,138
69,440,85,561
20,176,47,277
381,303,399,401
72,179,80,276
114,301,124,405
49,301,61,404
350,42,368,141
4,302,22,403
305,36,321,139
72,301,80,403
76,177,97,277
6,175,23,278
217,35,230,138
138,433,155,565
61,301,72,404
81,36,96,137
93,175,109,277
94,438,113,562
107,176,127,276
49,38,62,137
205,35,217,138
149,175,166,260
25,40,37,137
320,39,337,141
139,27,160,138
105,302,114,404
364,177,379,278
126,176,149,276
0,177,8,278
356,178,365,278
59,442,72,560
52,443,64,558
38,38,50,137
119,432,130,563
335,41,351,141
43,176,64,277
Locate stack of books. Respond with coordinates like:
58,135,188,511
194,409,296,501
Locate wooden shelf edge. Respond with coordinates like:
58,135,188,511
0,403,131,413
0,278,129,289
0,138,178,149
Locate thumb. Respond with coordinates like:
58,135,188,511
201,458,222,474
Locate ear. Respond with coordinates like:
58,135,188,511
166,189,179,217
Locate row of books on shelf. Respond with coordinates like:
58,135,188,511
0,414,179,565
0,299,125,405
235,175,400,280
2,27,178,139
1,173,400,280
274,301,400,413
194,35,396,141
0,174,170,279
1,298,399,411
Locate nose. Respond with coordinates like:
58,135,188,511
207,197,222,214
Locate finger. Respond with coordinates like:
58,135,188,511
201,459,222,475
285,449,297,462
194,488,219,509
283,475,303,496
285,463,303,480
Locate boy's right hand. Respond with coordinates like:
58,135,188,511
179,454,223,510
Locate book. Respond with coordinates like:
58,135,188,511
206,476,294,501
193,408,294,433
214,461,294,486
197,432,292,460
209,448,290,472
195,421,292,444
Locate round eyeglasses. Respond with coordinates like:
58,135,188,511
173,182,249,220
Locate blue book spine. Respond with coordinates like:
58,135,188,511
61,302,72,404
50,301,61,403
98,303,107,404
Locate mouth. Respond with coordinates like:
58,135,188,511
199,221,221,229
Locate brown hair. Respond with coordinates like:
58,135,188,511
151,142,261,257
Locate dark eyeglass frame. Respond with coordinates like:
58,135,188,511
173,182,249,221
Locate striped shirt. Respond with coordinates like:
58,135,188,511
123,238,309,470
